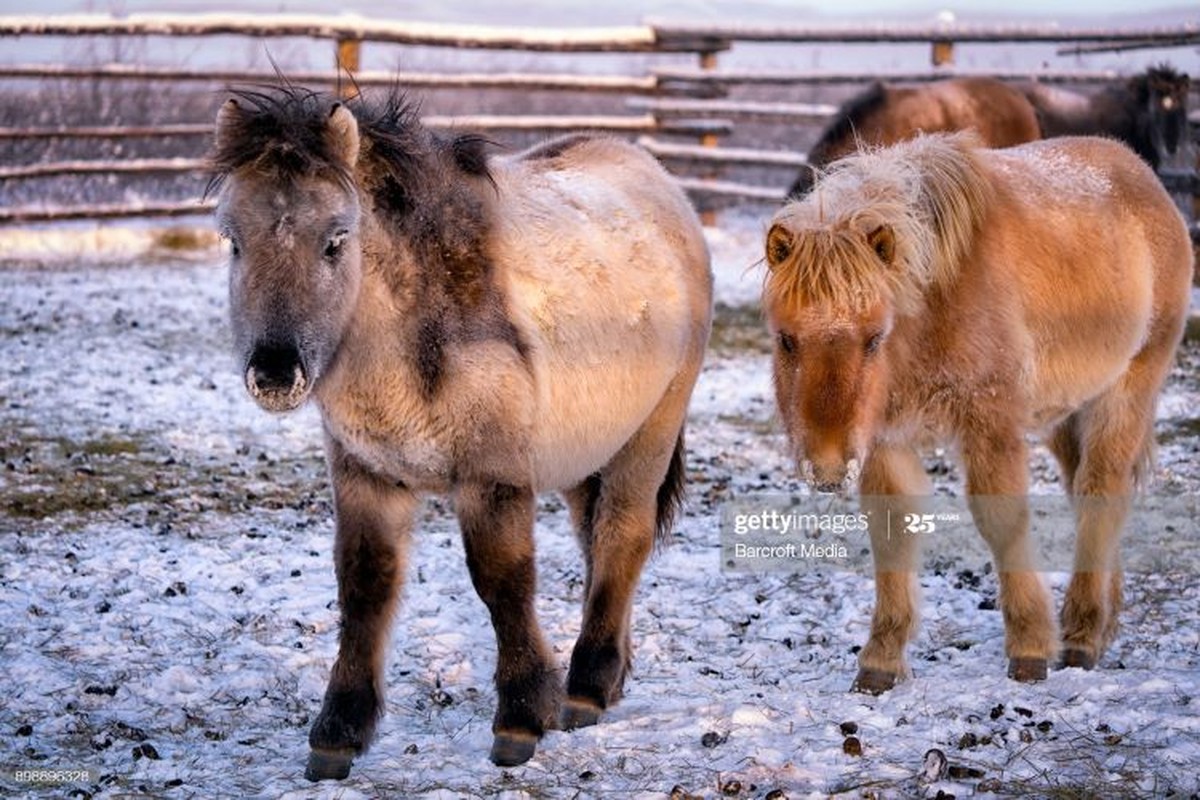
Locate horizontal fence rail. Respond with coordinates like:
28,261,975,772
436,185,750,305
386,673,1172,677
0,13,672,52
648,19,1200,46
0,65,666,94
1,13,1198,225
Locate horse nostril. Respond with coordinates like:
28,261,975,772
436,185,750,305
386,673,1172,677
247,343,305,393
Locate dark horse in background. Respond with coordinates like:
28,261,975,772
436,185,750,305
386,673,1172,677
786,67,1194,201
786,77,1041,198
1018,65,1192,172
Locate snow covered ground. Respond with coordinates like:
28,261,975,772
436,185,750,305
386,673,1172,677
1,213,1198,799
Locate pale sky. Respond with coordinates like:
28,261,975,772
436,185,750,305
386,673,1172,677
7,0,1196,21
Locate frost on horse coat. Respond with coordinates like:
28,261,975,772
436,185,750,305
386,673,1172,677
208,87,712,778
764,133,1192,693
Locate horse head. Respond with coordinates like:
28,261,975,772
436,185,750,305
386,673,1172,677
208,89,365,413
1136,65,1191,168
763,216,899,492
764,134,987,493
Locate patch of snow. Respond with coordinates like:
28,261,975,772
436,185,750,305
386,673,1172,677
1,213,1198,798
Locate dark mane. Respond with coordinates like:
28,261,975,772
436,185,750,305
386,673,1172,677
205,84,354,198
1134,63,1189,96
809,81,888,166
206,85,496,207
786,82,887,198
350,90,509,394
353,89,498,216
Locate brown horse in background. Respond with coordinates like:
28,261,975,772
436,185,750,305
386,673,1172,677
1019,65,1192,172
786,77,1041,198
764,133,1192,693
208,86,713,778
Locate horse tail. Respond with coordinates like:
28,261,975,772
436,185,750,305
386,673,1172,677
654,431,687,547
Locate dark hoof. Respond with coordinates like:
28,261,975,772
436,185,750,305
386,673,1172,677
1059,648,1097,670
305,749,354,782
850,668,898,695
560,698,603,731
490,731,539,767
1008,657,1048,683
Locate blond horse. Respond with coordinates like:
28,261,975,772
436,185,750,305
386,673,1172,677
764,133,1192,691
209,87,712,776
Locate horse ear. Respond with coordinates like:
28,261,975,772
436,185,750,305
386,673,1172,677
765,224,793,269
214,98,241,152
868,225,896,265
327,102,360,168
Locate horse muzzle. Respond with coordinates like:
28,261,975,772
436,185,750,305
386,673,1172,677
801,457,862,494
245,342,310,412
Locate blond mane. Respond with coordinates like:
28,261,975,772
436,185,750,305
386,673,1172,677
765,133,989,315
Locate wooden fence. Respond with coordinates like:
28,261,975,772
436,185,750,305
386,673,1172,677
1,13,1198,225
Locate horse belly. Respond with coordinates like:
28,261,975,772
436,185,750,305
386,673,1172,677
1018,226,1156,429
491,149,710,490
529,343,679,490
508,259,695,492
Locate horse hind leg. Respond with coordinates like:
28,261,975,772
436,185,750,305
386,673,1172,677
1060,380,1158,670
456,483,559,767
561,404,689,730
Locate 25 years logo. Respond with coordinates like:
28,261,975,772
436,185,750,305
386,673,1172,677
903,513,937,534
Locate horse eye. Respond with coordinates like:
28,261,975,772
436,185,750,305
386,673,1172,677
864,332,885,356
324,230,349,261
778,332,798,355
226,236,241,259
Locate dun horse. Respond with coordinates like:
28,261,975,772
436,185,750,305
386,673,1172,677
786,77,1041,198
1019,65,1192,171
207,87,713,778
764,133,1192,693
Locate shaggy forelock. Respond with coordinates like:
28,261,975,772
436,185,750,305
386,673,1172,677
205,85,355,197
765,133,988,316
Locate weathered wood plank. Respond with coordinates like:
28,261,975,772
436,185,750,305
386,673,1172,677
0,116,733,141
628,97,837,121
649,20,1200,46
0,64,663,94
0,158,206,180
0,13,672,52
638,137,808,167
0,200,215,224
0,124,213,140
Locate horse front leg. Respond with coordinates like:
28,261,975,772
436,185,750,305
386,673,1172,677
456,483,559,767
307,450,417,781
961,425,1056,682
853,443,928,694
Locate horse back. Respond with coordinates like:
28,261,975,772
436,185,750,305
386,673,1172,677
907,78,1041,147
480,136,713,489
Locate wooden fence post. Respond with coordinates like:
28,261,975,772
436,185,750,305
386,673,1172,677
698,49,720,226
932,39,954,66
336,37,361,98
